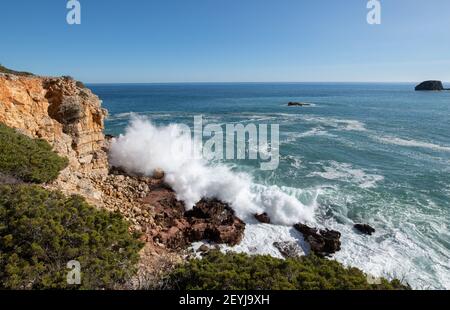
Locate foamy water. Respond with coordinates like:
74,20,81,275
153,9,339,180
95,82,450,289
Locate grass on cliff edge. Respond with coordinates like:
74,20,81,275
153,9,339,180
0,64,34,76
167,250,410,290
0,184,143,289
0,123,68,183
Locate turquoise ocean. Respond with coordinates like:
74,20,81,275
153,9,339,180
90,83,450,289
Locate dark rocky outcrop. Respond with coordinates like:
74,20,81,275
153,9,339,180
415,80,444,91
294,223,341,256
185,198,246,245
354,223,375,235
254,212,271,224
288,102,311,107
273,241,303,258
150,195,245,249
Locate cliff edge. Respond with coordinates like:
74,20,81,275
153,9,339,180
0,73,108,204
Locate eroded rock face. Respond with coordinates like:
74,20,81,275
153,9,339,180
294,223,341,256
0,73,108,204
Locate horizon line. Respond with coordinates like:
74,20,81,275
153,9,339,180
84,81,442,85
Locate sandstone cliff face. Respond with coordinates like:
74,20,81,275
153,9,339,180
0,73,108,203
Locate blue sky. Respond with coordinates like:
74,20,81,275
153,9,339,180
1,0,449,83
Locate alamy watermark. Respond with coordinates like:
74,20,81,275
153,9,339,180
168,115,280,171
67,1,381,26
67,0,81,25
367,0,381,25
67,260,81,285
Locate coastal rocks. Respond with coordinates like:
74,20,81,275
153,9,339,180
185,198,246,245
148,193,245,249
288,102,311,107
415,80,444,91
254,212,271,224
273,241,304,258
354,223,375,235
294,223,341,256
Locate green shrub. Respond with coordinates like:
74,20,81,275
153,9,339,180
0,123,68,183
167,250,409,290
0,185,143,289
0,64,34,76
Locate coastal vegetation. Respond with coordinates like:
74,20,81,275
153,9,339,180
0,123,142,289
0,184,143,289
0,123,68,183
166,250,409,290
0,64,34,76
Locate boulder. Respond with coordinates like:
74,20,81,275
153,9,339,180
254,212,271,224
294,223,341,256
152,168,165,180
273,241,303,258
415,80,444,91
354,223,375,235
151,196,245,249
198,244,210,252
288,102,311,107
185,198,246,246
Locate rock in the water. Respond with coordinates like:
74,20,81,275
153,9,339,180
354,223,375,235
273,241,303,258
288,102,311,107
415,80,444,91
254,212,271,224
294,223,341,256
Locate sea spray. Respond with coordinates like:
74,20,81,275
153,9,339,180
109,117,316,225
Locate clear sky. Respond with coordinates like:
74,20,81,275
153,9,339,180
1,0,449,83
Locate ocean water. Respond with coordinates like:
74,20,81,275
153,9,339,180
90,83,450,289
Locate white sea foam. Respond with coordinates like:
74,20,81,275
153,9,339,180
109,117,315,225
324,214,450,290
283,127,335,144
377,136,450,152
283,155,303,169
302,116,367,131
222,224,308,258
309,161,384,189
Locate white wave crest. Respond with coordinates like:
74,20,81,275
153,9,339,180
309,161,384,189
377,136,450,152
303,116,367,131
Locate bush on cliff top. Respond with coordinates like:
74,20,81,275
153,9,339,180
0,64,34,76
0,185,143,289
167,250,409,290
0,123,68,183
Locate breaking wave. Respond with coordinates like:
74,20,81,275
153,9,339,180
109,117,316,225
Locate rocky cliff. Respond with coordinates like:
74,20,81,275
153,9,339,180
0,71,247,287
0,73,108,204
